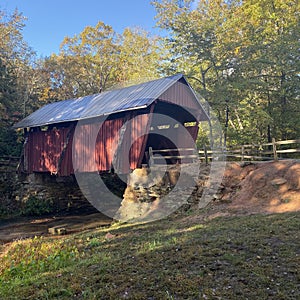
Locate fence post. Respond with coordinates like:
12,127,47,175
272,138,278,161
149,147,154,166
204,145,208,165
258,144,263,160
241,145,245,162
193,147,199,163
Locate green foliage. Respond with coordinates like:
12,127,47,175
21,196,55,216
0,10,37,157
153,0,300,145
0,204,10,217
0,57,23,157
86,237,102,248
0,127,22,157
39,23,161,100
196,124,210,149
0,236,79,280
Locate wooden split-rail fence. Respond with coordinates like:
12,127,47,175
149,138,300,165
0,156,20,173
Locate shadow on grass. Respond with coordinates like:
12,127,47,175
1,211,299,299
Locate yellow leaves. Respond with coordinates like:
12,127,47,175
39,87,60,103
41,20,161,98
234,0,299,40
234,46,241,55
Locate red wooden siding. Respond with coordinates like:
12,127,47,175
96,118,125,171
24,110,154,176
59,132,74,176
124,111,153,171
73,118,125,173
24,128,70,174
186,125,199,141
158,80,208,121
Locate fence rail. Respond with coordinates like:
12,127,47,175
0,156,20,173
199,138,300,162
149,139,300,165
149,147,198,165
0,156,20,164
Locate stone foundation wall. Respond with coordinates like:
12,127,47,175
0,162,128,217
115,164,211,222
18,173,95,214
0,165,97,216
0,159,22,215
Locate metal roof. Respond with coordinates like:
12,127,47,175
14,74,200,129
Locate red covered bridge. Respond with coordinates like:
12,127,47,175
14,74,209,176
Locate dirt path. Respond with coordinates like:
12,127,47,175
0,212,111,243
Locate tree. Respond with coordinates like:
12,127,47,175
40,22,162,100
0,9,36,156
152,0,300,145
116,27,161,85
228,0,300,141
56,21,119,97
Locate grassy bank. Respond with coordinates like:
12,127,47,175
1,211,299,299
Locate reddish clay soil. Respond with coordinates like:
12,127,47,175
0,160,299,243
182,160,300,223
220,160,300,214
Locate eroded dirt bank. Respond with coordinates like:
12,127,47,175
219,160,300,214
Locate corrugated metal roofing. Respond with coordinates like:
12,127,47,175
14,74,198,129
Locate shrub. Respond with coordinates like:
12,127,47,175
21,196,55,216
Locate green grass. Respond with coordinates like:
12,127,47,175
0,211,299,299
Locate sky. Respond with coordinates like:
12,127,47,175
1,0,161,57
